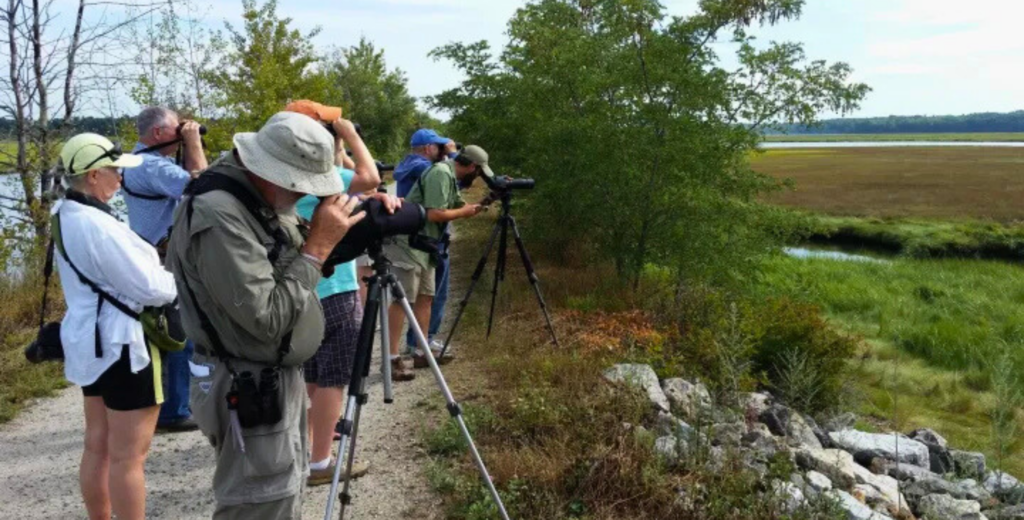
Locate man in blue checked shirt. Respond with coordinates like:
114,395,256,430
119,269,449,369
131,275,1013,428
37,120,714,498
121,106,207,432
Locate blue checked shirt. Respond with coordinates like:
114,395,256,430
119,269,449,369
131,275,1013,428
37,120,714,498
121,143,192,245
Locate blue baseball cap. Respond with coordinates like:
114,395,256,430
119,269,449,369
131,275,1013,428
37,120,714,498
410,128,450,147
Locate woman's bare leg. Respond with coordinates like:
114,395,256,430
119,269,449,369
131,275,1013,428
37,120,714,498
106,405,160,520
81,396,111,520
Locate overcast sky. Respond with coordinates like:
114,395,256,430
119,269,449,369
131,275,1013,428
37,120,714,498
69,0,1024,119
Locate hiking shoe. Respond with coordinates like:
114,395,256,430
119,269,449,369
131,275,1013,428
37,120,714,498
391,358,415,381
307,460,370,487
156,417,199,434
412,351,455,369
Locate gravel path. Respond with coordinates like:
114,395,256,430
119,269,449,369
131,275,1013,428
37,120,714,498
0,341,444,520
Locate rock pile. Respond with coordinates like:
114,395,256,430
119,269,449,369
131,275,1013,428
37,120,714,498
604,363,1024,520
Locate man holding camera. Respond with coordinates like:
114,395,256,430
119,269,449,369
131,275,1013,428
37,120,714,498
122,106,208,432
166,112,364,519
385,145,490,378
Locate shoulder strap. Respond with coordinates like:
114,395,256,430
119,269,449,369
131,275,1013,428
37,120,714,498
182,173,293,367
121,172,168,201
184,173,291,263
53,211,140,358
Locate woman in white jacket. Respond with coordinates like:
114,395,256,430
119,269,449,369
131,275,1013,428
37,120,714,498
56,133,177,520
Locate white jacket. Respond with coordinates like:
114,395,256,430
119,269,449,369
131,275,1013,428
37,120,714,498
54,198,177,386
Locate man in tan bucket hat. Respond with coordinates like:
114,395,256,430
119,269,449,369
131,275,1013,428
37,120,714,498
166,112,365,519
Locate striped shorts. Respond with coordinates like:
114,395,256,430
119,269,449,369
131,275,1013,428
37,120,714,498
303,291,362,388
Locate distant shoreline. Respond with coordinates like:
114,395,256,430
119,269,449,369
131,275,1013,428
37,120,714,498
763,132,1024,143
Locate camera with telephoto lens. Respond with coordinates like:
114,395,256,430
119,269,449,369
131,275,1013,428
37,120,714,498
481,172,536,192
176,123,208,137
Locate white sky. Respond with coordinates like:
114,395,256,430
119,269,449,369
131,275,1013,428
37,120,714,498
43,0,1024,119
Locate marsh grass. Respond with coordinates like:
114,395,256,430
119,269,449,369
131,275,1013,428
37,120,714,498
752,146,1024,221
760,254,1024,475
762,133,1024,143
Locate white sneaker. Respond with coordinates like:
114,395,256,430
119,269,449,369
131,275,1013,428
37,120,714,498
429,339,445,353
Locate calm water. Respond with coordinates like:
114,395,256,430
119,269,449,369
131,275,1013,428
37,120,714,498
783,247,887,263
761,141,1024,149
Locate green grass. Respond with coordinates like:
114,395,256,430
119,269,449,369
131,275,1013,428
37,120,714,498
758,253,1024,475
803,214,1024,261
763,132,1024,142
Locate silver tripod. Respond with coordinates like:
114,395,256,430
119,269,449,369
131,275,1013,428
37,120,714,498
323,243,510,520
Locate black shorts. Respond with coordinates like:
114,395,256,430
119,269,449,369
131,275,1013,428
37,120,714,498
82,343,164,411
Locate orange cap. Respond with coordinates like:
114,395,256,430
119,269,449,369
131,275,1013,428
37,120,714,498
284,100,342,123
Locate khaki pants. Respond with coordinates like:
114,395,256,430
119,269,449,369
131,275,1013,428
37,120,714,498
392,263,436,300
190,351,309,516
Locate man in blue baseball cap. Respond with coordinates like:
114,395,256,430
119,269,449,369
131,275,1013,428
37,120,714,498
393,128,455,198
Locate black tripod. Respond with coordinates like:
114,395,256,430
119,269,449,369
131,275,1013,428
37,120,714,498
442,190,559,356
324,242,510,520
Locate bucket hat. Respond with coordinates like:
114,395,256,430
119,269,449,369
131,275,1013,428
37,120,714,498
233,112,343,197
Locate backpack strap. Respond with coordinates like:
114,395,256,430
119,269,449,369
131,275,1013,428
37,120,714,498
121,175,168,201
53,211,141,358
181,172,294,367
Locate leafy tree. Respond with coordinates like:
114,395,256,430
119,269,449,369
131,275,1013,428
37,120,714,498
322,38,417,163
204,0,328,151
430,0,869,288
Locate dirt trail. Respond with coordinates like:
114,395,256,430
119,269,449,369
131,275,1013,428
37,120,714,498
0,342,444,519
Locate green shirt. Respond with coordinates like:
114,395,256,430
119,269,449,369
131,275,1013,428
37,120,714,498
388,160,464,270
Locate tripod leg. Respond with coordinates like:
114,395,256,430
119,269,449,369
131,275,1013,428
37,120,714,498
379,289,393,404
486,216,509,338
389,281,511,520
508,216,560,347
440,218,502,356
325,276,381,520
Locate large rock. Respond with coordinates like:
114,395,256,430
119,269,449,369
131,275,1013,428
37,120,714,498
711,422,745,447
828,430,931,468
984,471,1024,505
759,404,823,450
828,489,894,520
661,378,711,421
796,448,859,490
889,462,941,482
738,392,773,418
910,428,949,449
654,411,696,440
772,480,806,514
917,493,986,520
986,504,1024,519
604,364,670,413
931,444,957,475
952,451,987,480
856,467,905,509
905,476,960,507
955,479,993,503
806,470,834,494
654,435,683,464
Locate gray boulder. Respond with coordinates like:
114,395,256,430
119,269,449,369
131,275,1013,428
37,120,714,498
738,392,773,418
889,462,941,482
828,489,894,520
711,422,745,447
952,451,987,480
828,429,931,468
759,404,823,450
654,435,684,464
604,364,670,413
905,476,959,507
661,378,711,421
772,480,806,514
955,479,993,503
806,470,834,494
796,448,858,490
917,493,986,520
984,471,1024,505
910,428,949,449
654,411,696,440
986,504,1024,519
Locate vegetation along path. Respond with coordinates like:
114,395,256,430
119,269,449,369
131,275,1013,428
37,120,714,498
0,340,444,519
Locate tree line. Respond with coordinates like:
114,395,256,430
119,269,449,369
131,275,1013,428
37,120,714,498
772,110,1024,134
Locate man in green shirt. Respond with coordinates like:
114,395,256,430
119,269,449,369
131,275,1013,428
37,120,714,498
383,145,492,380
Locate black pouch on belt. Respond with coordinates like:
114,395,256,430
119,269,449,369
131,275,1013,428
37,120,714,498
233,371,264,428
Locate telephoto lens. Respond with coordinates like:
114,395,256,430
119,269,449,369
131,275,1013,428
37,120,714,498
234,371,264,428
259,367,283,425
